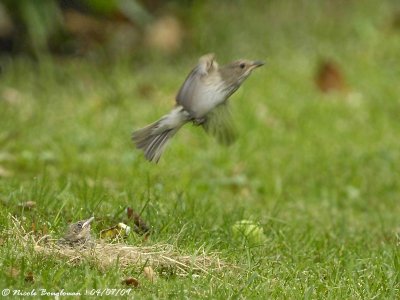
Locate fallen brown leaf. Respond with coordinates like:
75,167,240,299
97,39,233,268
122,277,139,287
25,272,34,283
127,208,150,236
315,60,347,93
127,207,134,219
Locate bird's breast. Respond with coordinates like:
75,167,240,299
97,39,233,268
189,79,227,118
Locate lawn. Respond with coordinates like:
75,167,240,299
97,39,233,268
1,1,399,299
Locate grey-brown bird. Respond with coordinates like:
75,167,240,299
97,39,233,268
132,53,264,162
58,216,94,247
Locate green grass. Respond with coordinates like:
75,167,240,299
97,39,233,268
1,1,400,298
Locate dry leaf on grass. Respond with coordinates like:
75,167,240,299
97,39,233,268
315,60,347,93
122,277,139,287
127,207,150,236
25,272,34,283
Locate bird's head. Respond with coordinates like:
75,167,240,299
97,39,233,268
64,216,94,243
220,59,265,88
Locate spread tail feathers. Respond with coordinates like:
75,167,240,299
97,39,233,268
132,107,190,163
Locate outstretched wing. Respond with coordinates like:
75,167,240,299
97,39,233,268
202,103,237,145
176,53,216,110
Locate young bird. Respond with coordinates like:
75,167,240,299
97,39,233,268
58,216,94,247
132,53,264,162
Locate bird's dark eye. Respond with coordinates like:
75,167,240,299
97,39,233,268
77,222,83,229
239,63,246,69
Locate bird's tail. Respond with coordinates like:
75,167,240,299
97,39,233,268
132,106,190,163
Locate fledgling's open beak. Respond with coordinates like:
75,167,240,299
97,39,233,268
251,61,265,68
82,216,95,228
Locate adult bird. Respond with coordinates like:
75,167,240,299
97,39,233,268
132,53,264,162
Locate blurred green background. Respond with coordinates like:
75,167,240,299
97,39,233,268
0,0,400,298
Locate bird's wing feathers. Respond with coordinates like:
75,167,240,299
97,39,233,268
176,53,216,108
202,102,237,145
175,53,237,144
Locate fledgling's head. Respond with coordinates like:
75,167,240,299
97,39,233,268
63,216,94,244
219,59,265,90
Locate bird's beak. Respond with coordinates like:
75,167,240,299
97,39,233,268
82,216,95,228
251,61,265,68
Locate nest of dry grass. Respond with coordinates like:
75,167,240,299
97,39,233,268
9,216,227,277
